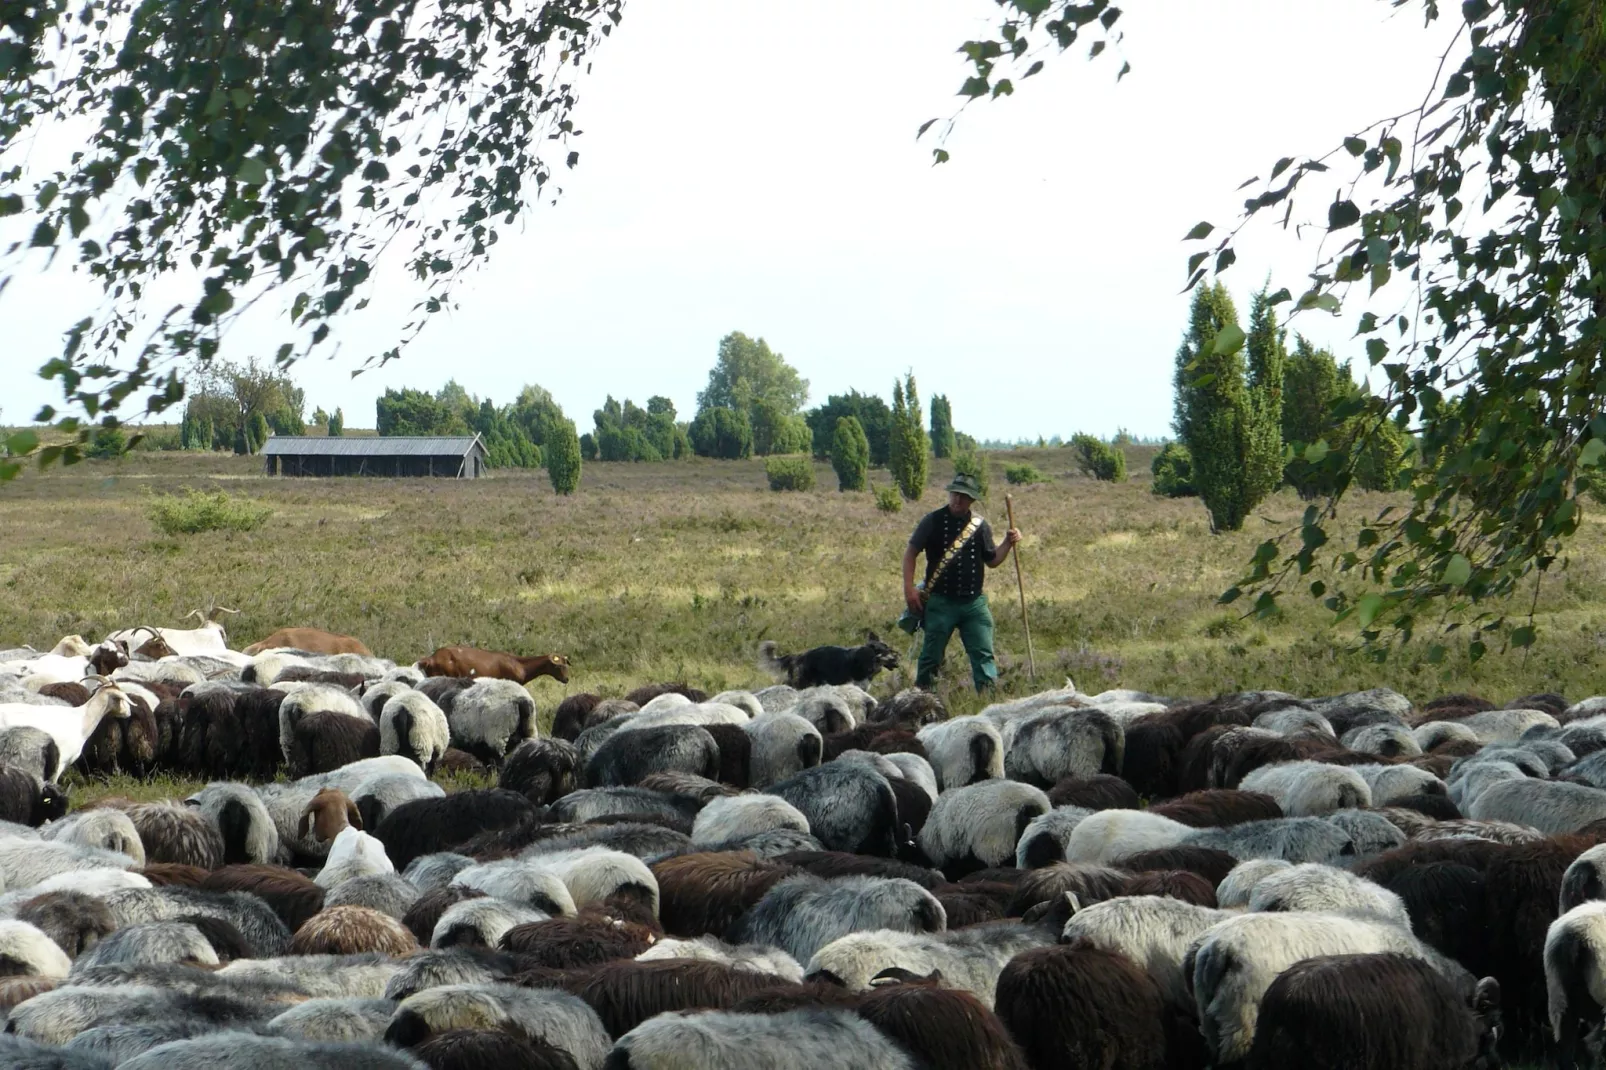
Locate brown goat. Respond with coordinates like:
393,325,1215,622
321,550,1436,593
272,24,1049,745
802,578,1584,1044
243,627,374,657
416,646,570,684
298,787,363,844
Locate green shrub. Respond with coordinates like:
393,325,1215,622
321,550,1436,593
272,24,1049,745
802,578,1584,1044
1072,433,1127,482
1150,442,1196,497
765,455,815,492
951,448,990,499
86,425,127,459
874,484,903,513
547,418,583,495
831,416,870,492
131,426,183,452
147,490,273,535
1004,463,1047,486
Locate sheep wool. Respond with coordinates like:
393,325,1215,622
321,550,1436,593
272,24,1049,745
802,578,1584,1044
608,1008,916,1070
379,692,451,774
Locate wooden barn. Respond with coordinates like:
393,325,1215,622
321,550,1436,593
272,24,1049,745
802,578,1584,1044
262,435,488,478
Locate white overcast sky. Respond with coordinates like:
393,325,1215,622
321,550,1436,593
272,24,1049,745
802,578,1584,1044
0,0,1462,440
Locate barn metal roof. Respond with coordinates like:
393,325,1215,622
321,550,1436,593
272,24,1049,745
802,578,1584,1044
261,435,484,457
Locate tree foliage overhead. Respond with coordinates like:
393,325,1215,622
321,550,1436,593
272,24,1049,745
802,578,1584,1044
0,0,621,471
938,0,1606,656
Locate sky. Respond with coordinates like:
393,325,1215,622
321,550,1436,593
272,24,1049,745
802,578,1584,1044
0,0,1463,441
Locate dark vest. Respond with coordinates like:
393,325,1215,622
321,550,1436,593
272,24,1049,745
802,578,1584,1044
921,507,987,599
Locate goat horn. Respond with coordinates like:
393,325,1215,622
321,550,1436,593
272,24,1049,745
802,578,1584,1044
208,605,240,621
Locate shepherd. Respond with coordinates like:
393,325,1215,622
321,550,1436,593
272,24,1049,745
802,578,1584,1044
900,471,1022,692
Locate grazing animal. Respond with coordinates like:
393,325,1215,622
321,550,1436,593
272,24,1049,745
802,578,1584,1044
373,790,539,871
0,681,132,777
1186,911,1474,1064
1248,952,1498,1070
417,646,571,684
806,922,1054,1007
606,1007,916,1070
500,739,582,805
742,712,823,789
994,942,1170,1070
919,780,1051,879
916,717,1003,791
379,692,451,774
292,905,417,956
446,679,539,765
650,851,800,938
730,872,945,962
299,787,364,846
244,628,374,657
768,763,901,858
757,633,901,689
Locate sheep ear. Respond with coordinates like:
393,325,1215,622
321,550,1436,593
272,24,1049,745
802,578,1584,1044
297,812,313,841
1063,891,1082,917
1473,976,1501,1015
346,800,363,830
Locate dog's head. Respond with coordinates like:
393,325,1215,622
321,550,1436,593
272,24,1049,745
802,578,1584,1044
864,630,900,671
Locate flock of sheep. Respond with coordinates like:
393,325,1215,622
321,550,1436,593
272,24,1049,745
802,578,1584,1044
3,620,1606,1068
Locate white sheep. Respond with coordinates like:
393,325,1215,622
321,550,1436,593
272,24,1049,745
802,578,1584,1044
691,794,810,847
1063,809,1191,865
315,827,394,889
1238,760,1372,815
378,691,450,773
1062,894,1232,1006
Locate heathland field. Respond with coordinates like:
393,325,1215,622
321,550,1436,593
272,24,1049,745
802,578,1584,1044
9,443,1606,723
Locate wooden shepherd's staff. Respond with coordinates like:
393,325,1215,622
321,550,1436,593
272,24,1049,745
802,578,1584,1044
1005,494,1037,681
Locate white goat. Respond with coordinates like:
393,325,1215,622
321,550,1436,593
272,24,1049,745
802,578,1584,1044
0,680,131,776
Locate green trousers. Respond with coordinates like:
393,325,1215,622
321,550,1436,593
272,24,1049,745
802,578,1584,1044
916,591,998,692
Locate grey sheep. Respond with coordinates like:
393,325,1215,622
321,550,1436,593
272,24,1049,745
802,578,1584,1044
741,711,822,789
1238,761,1371,816
1469,777,1606,834
918,779,1051,877
690,793,810,847
102,886,292,957
325,874,420,920
1323,808,1408,857
915,716,1003,791
1002,707,1124,787
634,935,804,981
766,762,899,857
445,679,536,764
1244,863,1411,927
379,691,450,774
1215,858,1294,908
449,860,577,916
118,1034,427,1070
1342,722,1423,758
1061,894,1233,1006
609,1007,916,1070
1185,816,1358,865
71,921,218,973
265,998,397,1043
430,897,550,949
401,853,475,893
728,873,945,963
40,809,145,868
218,953,399,999
804,920,1056,1007
1015,805,1093,868
187,782,281,865
1254,707,1336,738
383,982,609,1068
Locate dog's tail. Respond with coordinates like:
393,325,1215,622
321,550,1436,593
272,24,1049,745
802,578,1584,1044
757,640,790,679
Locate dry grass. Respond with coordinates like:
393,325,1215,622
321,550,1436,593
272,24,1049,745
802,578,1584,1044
8,444,1606,755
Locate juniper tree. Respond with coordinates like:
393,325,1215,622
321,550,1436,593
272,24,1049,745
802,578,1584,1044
831,416,870,492
546,418,583,496
889,373,929,501
930,395,957,459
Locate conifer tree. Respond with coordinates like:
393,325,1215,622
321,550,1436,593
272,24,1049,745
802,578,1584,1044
546,418,583,495
831,416,870,491
1174,281,1281,532
889,373,929,501
929,395,957,459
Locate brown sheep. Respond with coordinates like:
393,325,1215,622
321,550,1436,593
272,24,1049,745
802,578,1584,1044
0,977,56,1014
1120,869,1219,907
570,959,789,1039
498,912,658,969
298,787,363,845
417,646,570,684
1147,789,1284,828
124,800,225,869
202,864,327,934
291,905,418,956
139,862,211,887
651,851,799,938
855,980,1029,1070
243,627,374,657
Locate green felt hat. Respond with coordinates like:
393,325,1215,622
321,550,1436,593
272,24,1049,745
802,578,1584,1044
944,472,983,499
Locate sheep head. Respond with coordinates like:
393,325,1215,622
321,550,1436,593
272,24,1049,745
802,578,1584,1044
50,635,93,657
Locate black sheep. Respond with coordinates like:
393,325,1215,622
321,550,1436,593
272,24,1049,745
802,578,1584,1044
373,789,539,871
0,766,65,827
1119,717,1187,799
550,694,603,742
1375,862,1492,978
413,1029,580,1070
1045,774,1140,812
500,738,581,806
1117,845,1238,887
994,942,1169,1070
284,709,380,778
583,724,720,789
701,723,752,788
1246,953,1496,1070
855,981,1028,1070
1147,789,1283,828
